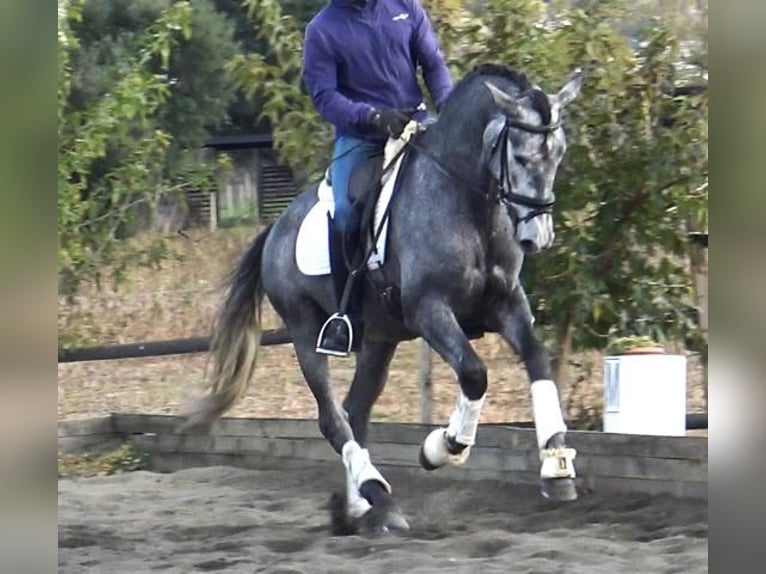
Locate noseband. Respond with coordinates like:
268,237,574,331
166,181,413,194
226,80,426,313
494,116,560,225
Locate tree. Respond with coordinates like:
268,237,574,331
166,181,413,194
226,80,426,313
226,0,333,185
60,0,330,295
67,0,240,180
439,0,708,381
211,0,325,134
58,0,212,295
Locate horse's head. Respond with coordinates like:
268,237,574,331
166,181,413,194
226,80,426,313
481,69,582,254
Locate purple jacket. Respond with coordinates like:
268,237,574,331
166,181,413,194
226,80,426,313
302,0,453,141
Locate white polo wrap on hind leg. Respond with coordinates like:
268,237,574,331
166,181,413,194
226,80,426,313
531,379,576,479
342,441,391,518
446,392,486,446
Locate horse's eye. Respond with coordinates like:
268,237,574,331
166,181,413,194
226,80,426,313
514,155,527,168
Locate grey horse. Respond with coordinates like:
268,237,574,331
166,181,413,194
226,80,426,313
184,63,583,534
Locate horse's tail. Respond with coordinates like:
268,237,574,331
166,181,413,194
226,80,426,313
182,223,273,430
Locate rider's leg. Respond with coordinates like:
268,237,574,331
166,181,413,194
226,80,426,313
329,136,382,233
317,136,383,356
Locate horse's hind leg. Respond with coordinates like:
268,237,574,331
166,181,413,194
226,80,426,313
406,296,489,470
337,339,407,533
287,316,407,534
341,340,397,445
493,286,578,502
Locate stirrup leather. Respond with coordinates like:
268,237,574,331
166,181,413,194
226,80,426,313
315,312,354,357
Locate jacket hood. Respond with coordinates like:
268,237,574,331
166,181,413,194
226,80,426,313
331,0,374,9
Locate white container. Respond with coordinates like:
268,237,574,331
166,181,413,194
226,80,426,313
602,352,687,436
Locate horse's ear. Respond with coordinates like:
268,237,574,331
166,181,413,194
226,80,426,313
483,81,523,117
553,68,583,108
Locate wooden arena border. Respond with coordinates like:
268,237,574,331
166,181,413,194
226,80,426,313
58,413,707,500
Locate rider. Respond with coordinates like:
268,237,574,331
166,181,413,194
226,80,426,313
302,0,453,355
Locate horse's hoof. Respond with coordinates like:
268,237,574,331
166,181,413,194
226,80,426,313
360,503,410,535
541,477,578,502
356,479,410,536
381,506,410,532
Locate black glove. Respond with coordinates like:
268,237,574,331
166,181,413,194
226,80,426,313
368,107,415,138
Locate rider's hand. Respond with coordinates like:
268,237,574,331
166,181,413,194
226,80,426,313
368,107,415,138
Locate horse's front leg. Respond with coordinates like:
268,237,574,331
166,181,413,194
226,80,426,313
407,295,488,470
494,285,578,502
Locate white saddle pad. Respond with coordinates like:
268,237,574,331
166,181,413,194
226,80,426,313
295,123,417,276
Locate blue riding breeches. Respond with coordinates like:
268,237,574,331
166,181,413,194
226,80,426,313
330,136,385,233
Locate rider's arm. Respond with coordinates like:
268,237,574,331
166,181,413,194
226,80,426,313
302,23,375,130
409,0,453,111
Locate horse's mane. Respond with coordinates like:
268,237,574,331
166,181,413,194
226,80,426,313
454,63,533,93
442,63,551,124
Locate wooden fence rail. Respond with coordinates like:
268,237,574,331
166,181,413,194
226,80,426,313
58,413,708,499
57,329,291,363
58,331,708,430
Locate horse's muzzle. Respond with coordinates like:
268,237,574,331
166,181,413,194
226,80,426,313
516,214,554,254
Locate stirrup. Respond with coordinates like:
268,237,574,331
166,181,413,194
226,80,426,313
316,313,354,357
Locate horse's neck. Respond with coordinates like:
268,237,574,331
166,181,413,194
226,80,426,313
427,110,485,156
400,127,496,234
402,95,517,245
416,114,488,192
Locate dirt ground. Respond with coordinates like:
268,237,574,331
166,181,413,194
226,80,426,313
58,463,708,574
57,226,708,429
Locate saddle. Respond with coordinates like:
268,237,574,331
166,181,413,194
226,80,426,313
295,121,421,277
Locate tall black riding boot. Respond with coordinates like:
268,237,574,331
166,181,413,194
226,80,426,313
338,237,365,352
316,220,355,356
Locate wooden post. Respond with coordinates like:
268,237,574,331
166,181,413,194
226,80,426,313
687,224,708,409
419,339,433,424
208,191,218,231
692,247,708,407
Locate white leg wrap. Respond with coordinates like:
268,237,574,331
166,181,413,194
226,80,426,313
342,441,390,518
446,392,486,446
422,428,470,467
345,478,371,518
530,379,567,450
531,380,576,480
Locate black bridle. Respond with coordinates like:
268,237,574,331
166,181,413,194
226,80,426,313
403,115,562,224
496,116,560,224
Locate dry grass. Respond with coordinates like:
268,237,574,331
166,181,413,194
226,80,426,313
58,226,708,431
